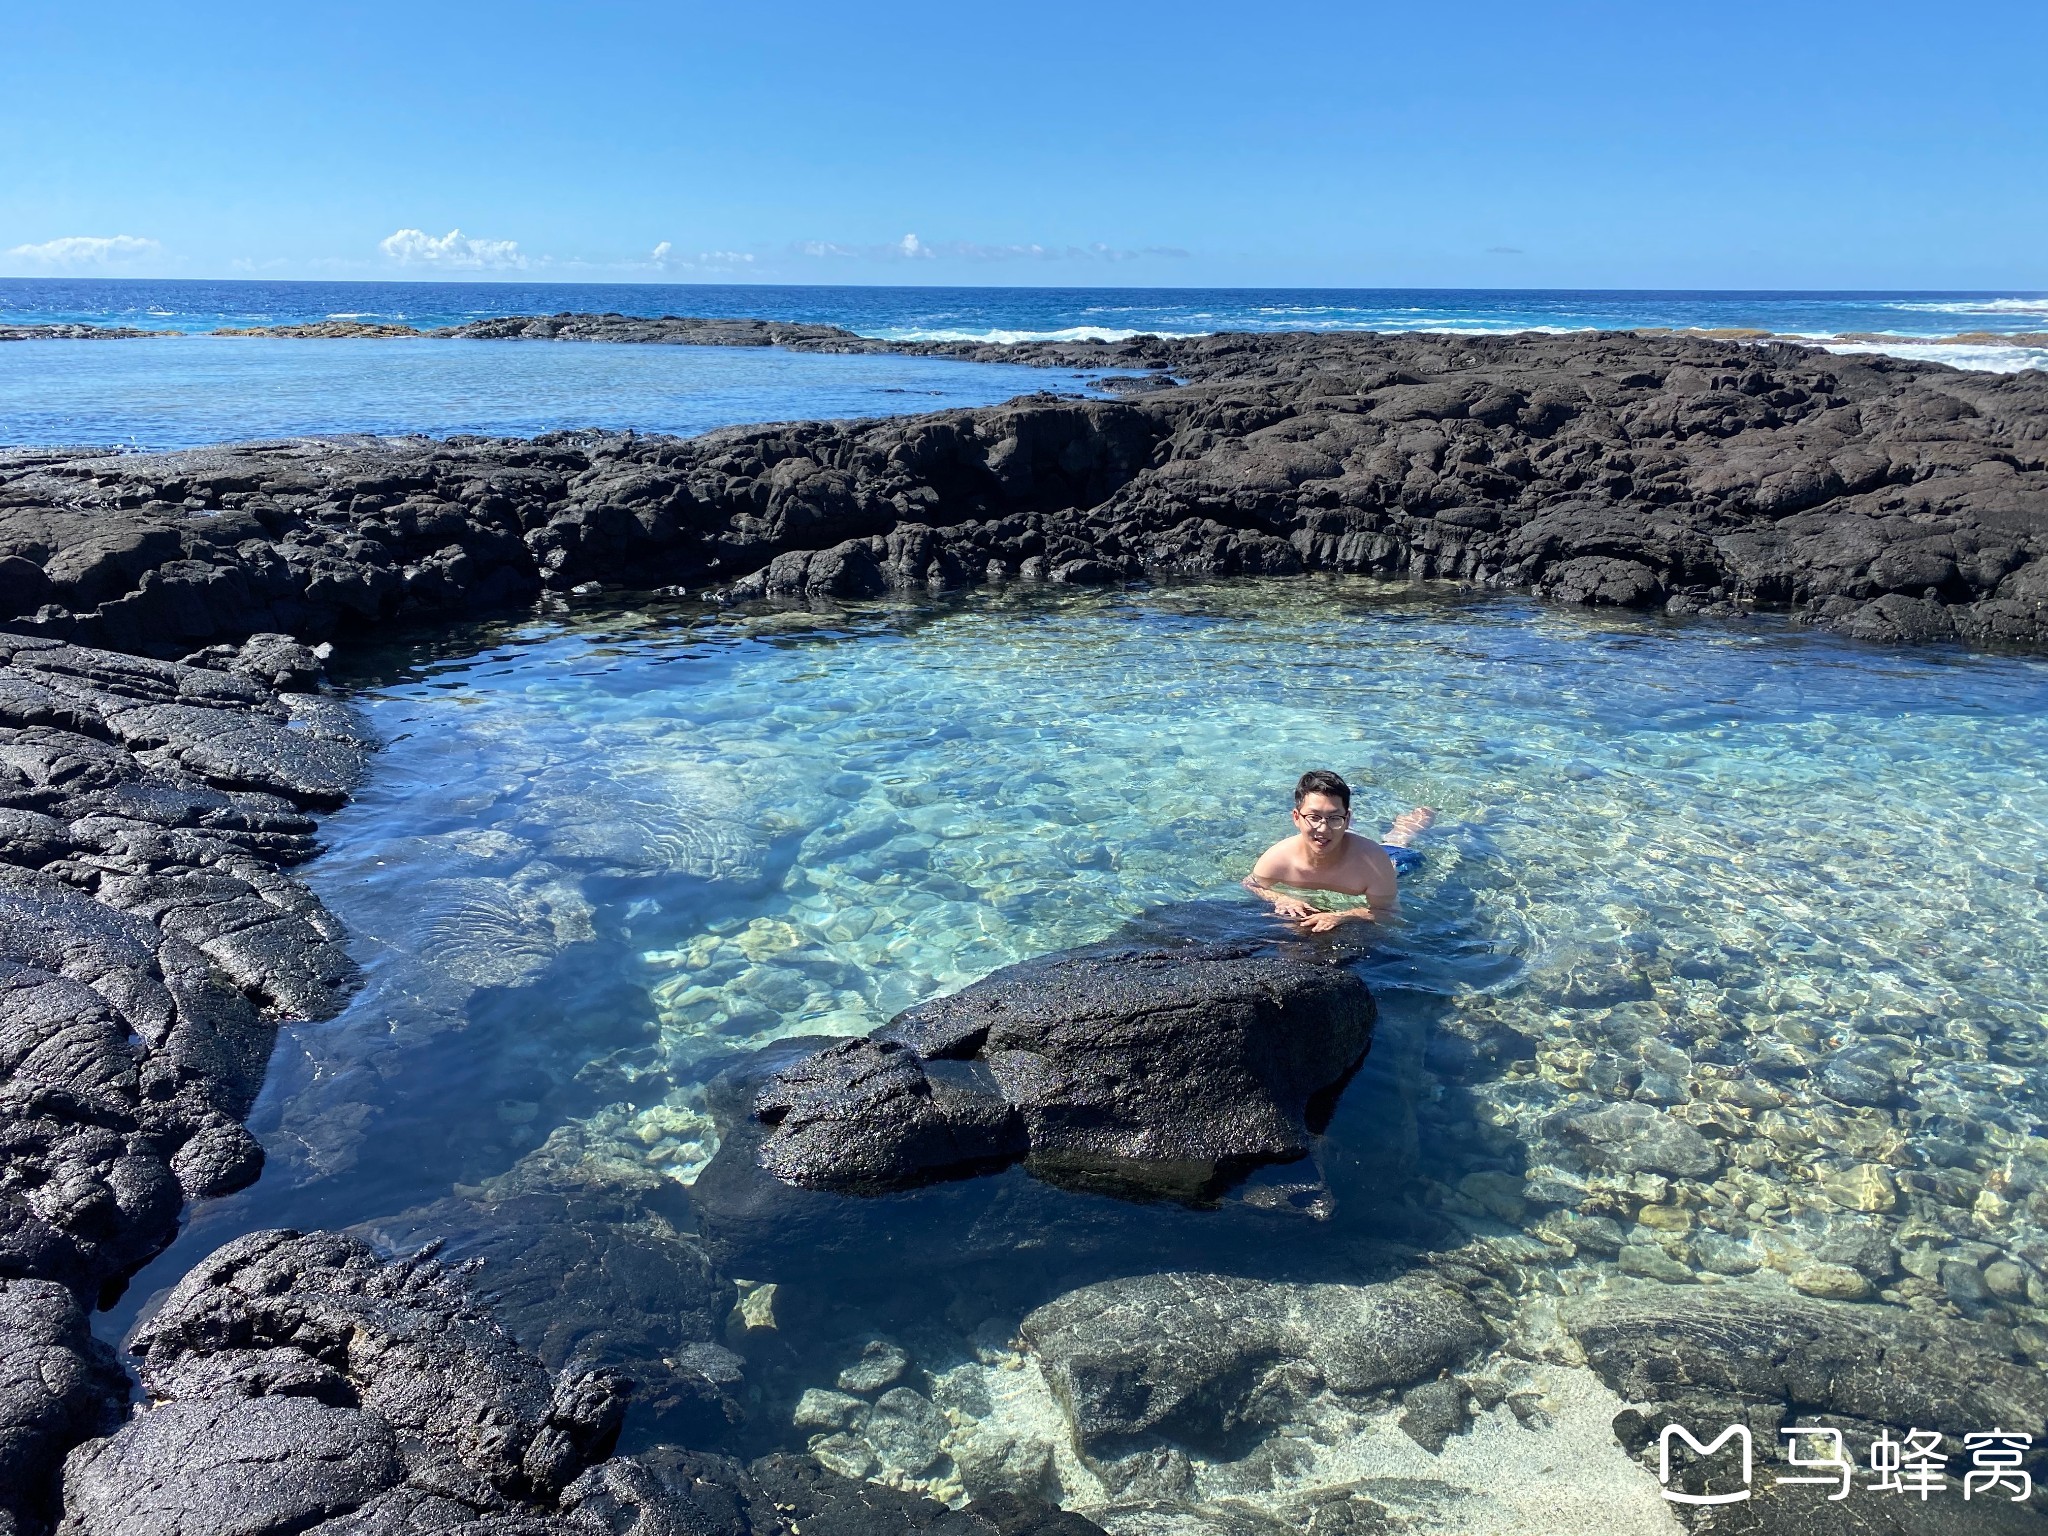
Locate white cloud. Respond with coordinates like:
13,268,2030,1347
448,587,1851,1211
898,232,932,259
646,242,757,272
378,227,526,269
5,234,161,267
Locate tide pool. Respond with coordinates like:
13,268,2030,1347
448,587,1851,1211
109,580,2048,1528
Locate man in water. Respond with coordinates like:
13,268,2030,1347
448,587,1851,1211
1243,769,1434,933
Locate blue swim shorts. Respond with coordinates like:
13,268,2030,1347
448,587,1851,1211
1383,844,1423,875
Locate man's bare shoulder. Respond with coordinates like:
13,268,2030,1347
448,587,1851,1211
1347,833,1397,872
1346,834,1400,905
1250,837,1303,879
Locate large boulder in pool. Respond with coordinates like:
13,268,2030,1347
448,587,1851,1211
750,941,1375,1201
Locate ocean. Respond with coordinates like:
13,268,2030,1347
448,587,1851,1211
4,279,2043,453
6,279,2047,355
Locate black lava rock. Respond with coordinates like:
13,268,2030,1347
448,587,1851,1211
750,941,1375,1201
0,1279,127,1533
2,328,2042,654
57,1229,629,1536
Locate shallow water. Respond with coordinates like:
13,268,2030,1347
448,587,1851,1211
108,580,2048,1527
0,335,1118,450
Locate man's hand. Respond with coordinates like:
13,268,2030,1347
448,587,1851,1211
1295,908,1370,934
1245,874,1312,920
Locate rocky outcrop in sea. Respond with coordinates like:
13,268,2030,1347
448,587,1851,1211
1,328,2043,654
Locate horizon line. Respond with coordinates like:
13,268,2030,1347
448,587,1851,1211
1,276,2045,297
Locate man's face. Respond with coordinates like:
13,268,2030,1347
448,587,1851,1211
1293,793,1350,853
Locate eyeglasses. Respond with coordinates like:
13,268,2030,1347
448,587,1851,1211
1296,812,1350,828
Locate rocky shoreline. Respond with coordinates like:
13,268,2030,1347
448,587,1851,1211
3,326,2044,654
2,323,2047,1534
0,637,1106,1532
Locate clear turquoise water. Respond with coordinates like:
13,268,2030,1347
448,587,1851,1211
114,581,2048,1522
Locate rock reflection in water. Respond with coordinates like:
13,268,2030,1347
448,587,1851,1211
127,581,2048,1534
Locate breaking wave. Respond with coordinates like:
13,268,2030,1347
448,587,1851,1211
1882,296,2048,318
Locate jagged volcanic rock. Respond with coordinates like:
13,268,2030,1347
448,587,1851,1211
745,941,1374,1200
2,329,2043,653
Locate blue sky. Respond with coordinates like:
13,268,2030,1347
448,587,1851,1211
3,0,2042,289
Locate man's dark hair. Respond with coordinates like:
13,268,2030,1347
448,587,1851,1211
1294,769,1351,809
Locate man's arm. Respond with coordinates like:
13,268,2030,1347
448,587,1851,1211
1293,842,1397,932
1243,844,1314,918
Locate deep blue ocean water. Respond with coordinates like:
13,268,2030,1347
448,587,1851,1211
4,280,2043,452
5,278,2046,345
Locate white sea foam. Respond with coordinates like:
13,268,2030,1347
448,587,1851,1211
887,319,2041,367
880,325,1194,344
1883,296,2048,317
1822,340,2048,373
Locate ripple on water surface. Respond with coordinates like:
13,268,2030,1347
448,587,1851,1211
135,581,2048,1529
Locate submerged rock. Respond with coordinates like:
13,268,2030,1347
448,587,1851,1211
1554,1100,1722,1179
357,1179,742,1450
1570,1284,2048,1437
1396,1377,1475,1455
863,1387,949,1477
748,941,1374,1201
837,1339,912,1395
1021,1271,1490,1466
560,1446,1108,1536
